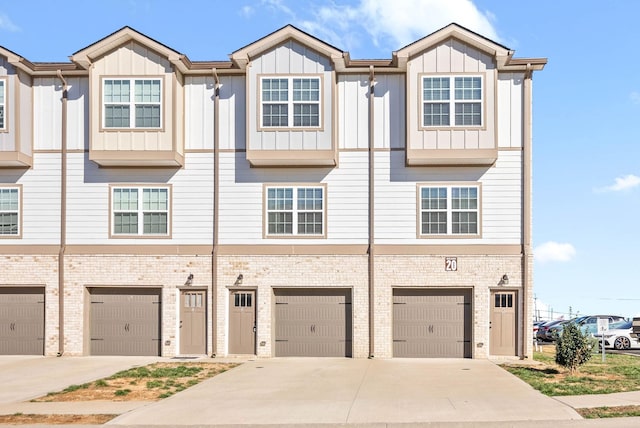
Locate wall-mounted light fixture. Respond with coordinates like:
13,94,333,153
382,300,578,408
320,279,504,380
498,274,509,286
184,273,194,286
234,274,243,286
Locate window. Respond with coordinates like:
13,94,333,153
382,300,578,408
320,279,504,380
261,77,321,128
266,186,324,236
419,185,479,236
422,76,482,127
0,79,5,130
0,187,19,236
112,186,169,236
103,78,162,129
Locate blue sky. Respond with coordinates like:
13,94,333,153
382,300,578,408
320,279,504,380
1,0,639,320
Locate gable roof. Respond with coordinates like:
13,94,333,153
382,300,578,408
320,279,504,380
70,26,192,73
230,24,346,70
393,23,545,71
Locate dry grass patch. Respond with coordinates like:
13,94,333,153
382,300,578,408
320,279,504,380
0,413,115,425
577,405,640,419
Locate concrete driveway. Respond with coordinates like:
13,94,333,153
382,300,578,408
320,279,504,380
110,358,581,426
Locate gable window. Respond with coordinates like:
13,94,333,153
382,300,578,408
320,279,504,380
422,76,482,127
0,187,19,236
103,78,162,129
111,186,170,236
0,79,5,130
266,186,324,236
261,77,321,128
419,185,479,236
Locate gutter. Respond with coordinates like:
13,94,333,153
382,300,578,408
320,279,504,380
211,68,220,357
368,66,375,358
56,70,68,357
521,64,533,359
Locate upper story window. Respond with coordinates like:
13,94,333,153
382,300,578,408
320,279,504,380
266,186,324,237
419,185,480,236
422,76,482,127
0,187,19,236
103,78,162,129
111,186,170,237
0,79,5,130
260,76,321,129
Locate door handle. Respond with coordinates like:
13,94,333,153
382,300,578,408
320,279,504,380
253,325,256,333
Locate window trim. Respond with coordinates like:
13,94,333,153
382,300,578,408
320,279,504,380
0,77,7,132
257,74,324,131
109,184,172,239
419,73,485,130
101,76,165,131
262,183,327,239
0,184,22,239
416,182,482,239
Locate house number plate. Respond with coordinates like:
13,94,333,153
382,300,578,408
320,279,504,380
445,257,458,271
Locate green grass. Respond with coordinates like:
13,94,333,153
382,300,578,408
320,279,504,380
502,349,640,396
110,365,203,380
578,406,640,419
94,379,108,388
114,389,131,397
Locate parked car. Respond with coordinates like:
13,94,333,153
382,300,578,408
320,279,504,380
536,319,564,342
631,316,640,339
548,315,626,340
593,320,640,350
545,319,572,341
533,321,546,338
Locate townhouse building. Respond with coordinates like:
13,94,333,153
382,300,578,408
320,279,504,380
0,24,545,359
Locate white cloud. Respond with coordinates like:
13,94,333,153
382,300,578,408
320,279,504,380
534,241,576,263
631,92,640,104
595,174,640,193
0,12,19,32
301,0,500,54
240,5,255,18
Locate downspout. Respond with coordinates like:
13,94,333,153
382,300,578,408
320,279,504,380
56,70,68,357
368,66,375,358
521,64,533,359
211,68,220,357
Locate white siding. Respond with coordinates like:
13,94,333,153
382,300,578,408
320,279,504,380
338,74,368,149
497,73,524,148
34,78,62,151
66,77,89,151
218,151,369,244
374,74,405,149
18,70,33,156
0,153,61,244
375,150,522,244
219,76,245,151
185,76,214,151
65,152,213,245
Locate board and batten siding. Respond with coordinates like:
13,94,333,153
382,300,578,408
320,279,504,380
217,151,369,244
185,75,246,151
89,41,180,153
497,72,525,148
247,40,333,151
0,153,61,244
375,150,522,244
0,61,15,152
406,39,496,151
65,152,213,245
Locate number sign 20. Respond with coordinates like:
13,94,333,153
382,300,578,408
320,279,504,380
445,257,457,271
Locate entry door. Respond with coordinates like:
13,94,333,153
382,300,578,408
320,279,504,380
490,291,517,356
229,290,256,354
180,290,206,355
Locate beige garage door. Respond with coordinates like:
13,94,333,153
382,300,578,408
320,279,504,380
274,288,352,357
393,288,472,358
0,287,45,355
90,288,161,356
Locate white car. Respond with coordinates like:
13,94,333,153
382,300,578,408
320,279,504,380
593,320,640,350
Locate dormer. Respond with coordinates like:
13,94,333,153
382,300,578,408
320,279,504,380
71,27,189,167
231,25,343,167
0,47,33,168
395,23,544,166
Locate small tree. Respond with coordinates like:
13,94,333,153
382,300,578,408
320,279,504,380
555,322,593,374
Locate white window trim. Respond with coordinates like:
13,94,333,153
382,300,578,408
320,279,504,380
264,184,326,238
110,185,171,238
102,77,163,129
418,183,481,238
0,78,6,131
259,75,322,130
421,74,484,128
0,185,21,238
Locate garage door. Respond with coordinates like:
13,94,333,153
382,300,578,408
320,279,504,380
90,288,161,356
274,288,352,357
0,287,45,355
393,288,471,358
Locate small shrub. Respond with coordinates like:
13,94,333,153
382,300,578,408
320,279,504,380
114,389,131,397
555,322,593,374
94,379,108,388
63,383,90,393
146,380,164,389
